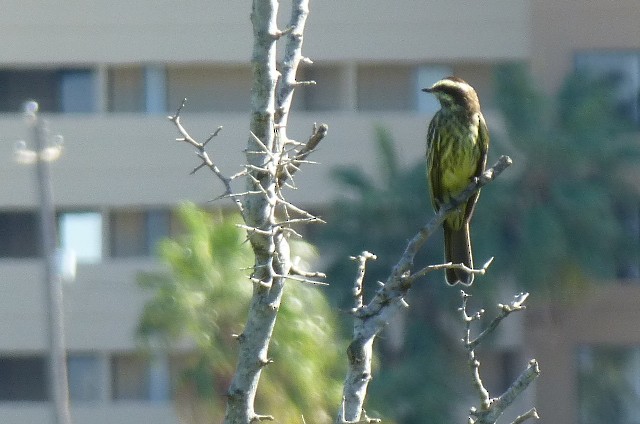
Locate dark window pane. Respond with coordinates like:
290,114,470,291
111,354,170,402
146,210,171,255
357,64,414,111
0,68,95,113
110,211,146,257
0,356,48,401
0,211,40,258
108,67,145,112
0,70,59,112
110,209,171,258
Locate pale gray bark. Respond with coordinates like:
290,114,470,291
224,1,314,423
170,3,320,421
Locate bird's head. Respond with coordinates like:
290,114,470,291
422,76,480,113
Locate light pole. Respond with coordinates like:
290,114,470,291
15,101,72,424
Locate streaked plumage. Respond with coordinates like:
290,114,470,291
423,76,489,285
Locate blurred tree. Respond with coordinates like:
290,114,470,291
315,66,640,421
474,64,640,296
137,203,344,423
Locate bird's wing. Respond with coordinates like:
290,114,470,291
426,111,443,209
477,113,490,175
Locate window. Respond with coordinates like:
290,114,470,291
166,65,252,112
144,66,168,114
575,51,640,125
0,68,95,113
577,345,640,424
0,211,40,258
300,64,351,111
109,209,172,257
59,70,96,113
58,212,103,264
108,67,145,112
111,354,171,402
0,355,48,401
415,65,453,114
67,354,102,402
108,65,169,113
357,64,414,111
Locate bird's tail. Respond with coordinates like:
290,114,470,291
443,222,474,286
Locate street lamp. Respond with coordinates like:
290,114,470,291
15,101,72,424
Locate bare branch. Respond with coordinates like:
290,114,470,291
277,123,328,186
168,99,244,214
251,414,275,422
276,273,329,286
293,80,317,86
511,408,540,424
290,263,327,279
460,292,492,409
468,292,529,350
273,25,295,39
274,195,326,223
409,257,494,281
461,291,540,424
338,156,512,423
349,251,377,311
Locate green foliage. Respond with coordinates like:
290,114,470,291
138,202,344,423
475,64,640,293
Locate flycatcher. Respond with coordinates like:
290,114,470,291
423,76,489,285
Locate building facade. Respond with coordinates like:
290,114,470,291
0,1,639,423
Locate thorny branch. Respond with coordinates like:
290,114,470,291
461,291,540,424
169,97,325,229
277,123,328,187
168,98,245,214
337,156,513,423
221,1,330,423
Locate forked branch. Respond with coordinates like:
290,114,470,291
168,99,245,214
337,156,513,423
461,291,540,424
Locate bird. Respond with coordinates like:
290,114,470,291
423,76,489,286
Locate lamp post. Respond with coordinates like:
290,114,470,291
15,101,72,424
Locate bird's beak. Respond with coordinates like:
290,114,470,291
421,87,433,93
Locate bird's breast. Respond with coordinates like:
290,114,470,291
440,118,481,194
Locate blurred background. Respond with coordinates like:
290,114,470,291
1,1,640,423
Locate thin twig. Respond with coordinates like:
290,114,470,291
511,408,540,424
168,99,244,214
468,292,529,350
409,257,494,281
277,123,328,186
461,291,541,424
